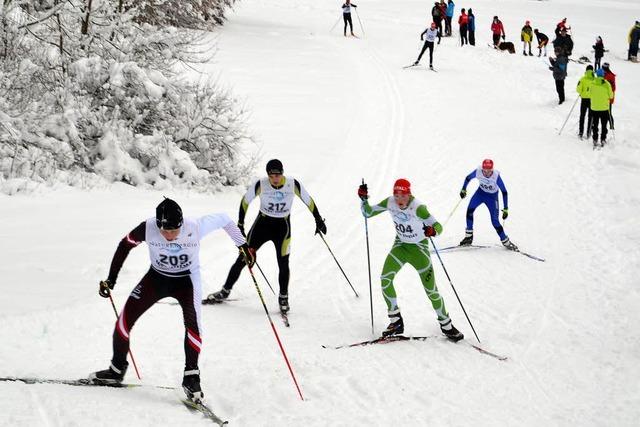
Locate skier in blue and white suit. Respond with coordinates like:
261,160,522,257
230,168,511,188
458,159,518,250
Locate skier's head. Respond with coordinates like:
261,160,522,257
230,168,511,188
156,198,183,240
393,179,412,208
586,64,593,71
266,159,284,186
596,68,605,78
481,159,494,177
602,62,610,70
431,22,437,29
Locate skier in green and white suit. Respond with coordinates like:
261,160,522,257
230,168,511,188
358,178,463,340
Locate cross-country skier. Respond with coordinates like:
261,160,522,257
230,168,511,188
589,68,614,147
576,65,595,139
342,0,358,37
459,159,518,251
358,179,463,341
207,159,326,313
414,22,441,68
521,21,534,56
89,198,250,403
534,29,549,57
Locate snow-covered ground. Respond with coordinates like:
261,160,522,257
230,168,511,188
1,0,639,425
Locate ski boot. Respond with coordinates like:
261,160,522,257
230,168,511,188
501,237,519,251
459,231,473,246
205,288,230,304
182,369,204,404
413,61,419,66
89,361,128,385
429,64,433,69
279,294,290,313
578,131,583,139
440,320,464,342
382,314,404,337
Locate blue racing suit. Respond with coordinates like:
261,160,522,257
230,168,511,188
461,168,509,241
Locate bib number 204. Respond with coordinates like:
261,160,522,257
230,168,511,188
394,222,414,234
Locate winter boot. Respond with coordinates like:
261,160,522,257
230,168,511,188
382,314,404,337
459,230,473,246
501,237,518,251
205,288,230,303
89,361,128,385
278,294,290,313
182,369,203,403
439,319,464,342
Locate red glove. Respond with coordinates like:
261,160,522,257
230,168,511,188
358,183,368,200
423,225,437,237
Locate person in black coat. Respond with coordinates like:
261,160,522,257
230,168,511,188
534,29,549,57
549,53,568,104
553,27,574,57
593,36,605,69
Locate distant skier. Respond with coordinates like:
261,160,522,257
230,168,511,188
207,159,326,314
458,8,469,46
534,29,549,57
549,53,568,104
553,27,573,57
342,0,358,37
468,8,476,46
602,62,616,129
431,1,444,36
358,179,463,340
576,65,595,139
593,36,605,69
521,21,533,56
628,21,640,61
445,0,455,36
590,68,614,147
89,198,249,404
555,18,569,37
459,159,518,251
491,16,506,47
414,22,441,68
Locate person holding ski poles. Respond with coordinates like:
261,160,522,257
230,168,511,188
207,159,326,314
459,159,518,251
358,179,463,341
576,64,595,139
342,0,358,37
90,198,250,403
414,22,441,68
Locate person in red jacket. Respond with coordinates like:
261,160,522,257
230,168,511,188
458,8,469,46
602,62,616,129
491,16,505,47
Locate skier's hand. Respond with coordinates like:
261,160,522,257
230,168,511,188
99,279,114,298
358,183,368,200
315,217,327,235
239,243,256,268
459,189,467,199
423,225,437,237
502,209,509,220
237,222,246,237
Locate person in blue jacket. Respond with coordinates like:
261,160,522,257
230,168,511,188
445,0,455,36
458,159,518,250
468,8,476,45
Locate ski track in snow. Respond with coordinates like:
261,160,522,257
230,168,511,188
2,0,640,426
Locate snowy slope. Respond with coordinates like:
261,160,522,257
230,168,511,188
1,0,640,426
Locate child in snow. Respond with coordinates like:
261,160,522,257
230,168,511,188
521,21,533,56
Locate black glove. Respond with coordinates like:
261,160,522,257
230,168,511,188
502,209,509,220
99,279,114,298
358,183,368,200
423,225,437,237
502,34,506,40
237,222,245,237
239,243,256,268
315,217,327,235
460,189,467,199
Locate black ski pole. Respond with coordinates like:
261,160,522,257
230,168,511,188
318,233,359,297
558,95,580,135
255,261,276,295
362,178,374,335
429,237,481,343
355,9,365,36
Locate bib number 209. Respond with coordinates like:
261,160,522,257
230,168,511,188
159,254,189,267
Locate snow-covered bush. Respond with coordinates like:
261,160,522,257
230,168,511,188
0,0,254,194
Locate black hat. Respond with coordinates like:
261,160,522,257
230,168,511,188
266,159,284,174
586,65,594,71
156,198,183,230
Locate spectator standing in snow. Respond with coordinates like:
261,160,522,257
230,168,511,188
602,63,616,129
589,68,614,147
629,21,640,61
555,18,568,37
458,8,469,46
534,29,549,57
468,9,476,46
445,0,455,36
491,16,506,47
593,37,605,69
431,2,444,37
553,27,573,57
549,54,568,104
521,21,533,56
576,65,595,139
342,0,357,37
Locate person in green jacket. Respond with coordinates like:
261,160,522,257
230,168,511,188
521,20,534,56
589,68,614,147
357,178,463,341
576,65,595,139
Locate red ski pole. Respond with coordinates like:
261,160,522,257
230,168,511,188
108,293,142,380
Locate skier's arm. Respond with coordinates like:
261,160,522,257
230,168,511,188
198,213,246,246
361,197,389,218
293,179,323,222
107,221,146,284
417,205,443,235
461,170,476,191
420,28,427,40
238,180,261,228
497,176,508,209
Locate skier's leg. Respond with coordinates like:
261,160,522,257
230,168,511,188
409,242,450,325
172,275,202,371
483,195,507,241
343,14,348,36
578,98,587,135
586,100,592,137
380,241,406,318
274,216,291,298
428,42,434,66
416,41,429,63
348,15,354,35
465,191,482,232
592,110,600,142
601,111,609,142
